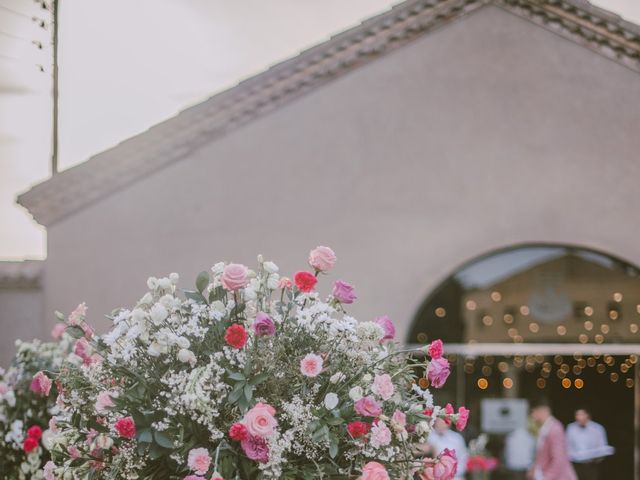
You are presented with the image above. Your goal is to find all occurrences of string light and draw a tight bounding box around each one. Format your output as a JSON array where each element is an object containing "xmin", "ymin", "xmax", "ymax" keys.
[
  {"xmin": 466, "ymin": 300, "xmax": 477, "ymax": 310},
  {"xmin": 435, "ymin": 307, "xmax": 446, "ymax": 318},
  {"xmin": 520, "ymin": 305, "xmax": 530, "ymax": 316},
  {"xmin": 503, "ymin": 378, "xmax": 513, "ymax": 389},
  {"xmin": 613, "ymin": 292, "xmax": 623, "ymax": 302},
  {"xmin": 574, "ymin": 379, "xmax": 584, "ymax": 389},
  {"xmin": 477, "ymin": 378, "xmax": 489, "ymax": 390},
  {"xmin": 557, "ymin": 325, "xmax": 567, "ymax": 335},
  {"xmin": 562, "ymin": 378, "xmax": 572, "ymax": 389},
  {"xmin": 490, "ymin": 291, "xmax": 502, "ymax": 302}
]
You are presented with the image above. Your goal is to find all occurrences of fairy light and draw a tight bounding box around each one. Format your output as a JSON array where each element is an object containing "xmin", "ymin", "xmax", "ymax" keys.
[
  {"xmin": 601, "ymin": 324, "xmax": 610, "ymax": 334},
  {"xmin": 595, "ymin": 334, "xmax": 604, "ymax": 344},
  {"xmin": 584, "ymin": 321, "xmax": 594, "ymax": 331},
  {"xmin": 562, "ymin": 378, "xmax": 572, "ymax": 389},
  {"xmin": 536, "ymin": 378, "xmax": 546, "ymax": 389},
  {"xmin": 630, "ymin": 324, "xmax": 639, "ymax": 334},
  {"xmin": 584, "ymin": 306, "xmax": 594, "ymax": 316},
  {"xmin": 503, "ymin": 313, "xmax": 514, "ymax": 324},
  {"xmin": 610, "ymin": 373, "xmax": 619, "ymax": 382},
  {"xmin": 477, "ymin": 378, "xmax": 489, "ymax": 390},
  {"xmin": 482, "ymin": 366, "xmax": 492, "ymax": 376},
  {"xmin": 609, "ymin": 310, "xmax": 619, "ymax": 321},
  {"xmin": 613, "ymin": 292, "xmax": 623, "ymax": 302},
  {"xmin": 466, "ymin": 300, "xmax": 477, "ymax": 310},
  {"xmin": 529, "ymin": 322, "xmax": 540, "ymax": 333},
  {"xmin": 520, "ymin": 305, "xmax": 530, "ymax": 316},
  {"xmin": 597, "ymin": 364, "xmax": 606, "ymax": 374},
  {"xmin": 557, "ymin": 325, "xmax": 567, "ymax": 335},
  {"xmin": 503, "ymin": 378, "xmax": 514, "ymax": 389},
  {"xmin": 579, "ymin": 334, "xmax": 588, "ymax": 344},
  {"xmin": 574, "ymin": 379, "xmax": 584, "ymax": 389},
  {"xmin": 490, "ymin": 291, "xmax": 502, "ymax": 302},
  {"xmin": 626, "ymin": 378, "xmax": 635, "ymax": 388},
  {"xmin": 498, "ymin": 361, "xmax": 509, "ymax": 373},
  {"xmin": 482, "ymin": 315, "xmax": 493, "ymax": 326},
  {"xmin": 435, "ymin": 307, "xmax": 446, "ymax": 318}
]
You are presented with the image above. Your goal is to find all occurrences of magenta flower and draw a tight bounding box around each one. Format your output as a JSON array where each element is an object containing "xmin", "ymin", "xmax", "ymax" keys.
[
  {"xmin": 354, "ymin": 396, "xmax": 382, "ymax": 417},
  {"xmin": 253, "ymin": 312, "xmax": 276, "ymax": 337},
  {"xmin": 241, "ymin": 435, "xmax": 269, "ymax": 463},
  {"xmin": 332, "ymin": 280, "xmax": 357, "ymax": 304},
  {"xmin": 375, "ymin": 316, "xmax": 395, "ymax": 341},
  {"xmin": 427, "ymin": 357, "xmax": 451, "ymax": 389}
]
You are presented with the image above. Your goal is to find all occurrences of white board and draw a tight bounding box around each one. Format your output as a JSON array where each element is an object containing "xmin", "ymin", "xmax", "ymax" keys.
[{"xmin": 481, "ymin": 398, "xmax": 529, "ymax": 433}]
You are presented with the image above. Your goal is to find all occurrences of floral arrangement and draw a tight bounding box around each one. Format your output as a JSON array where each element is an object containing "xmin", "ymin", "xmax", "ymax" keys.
[
  {"xmin": 0, "ymin": 328, "xmax": 75, "ymax": 480},
  {"xmin": 466, "ymin": 434, "xmax": 498, "ymax": 480},
  {"xmin": 44, "ymin": 247, "xmax": 468, "ymax": 479}
]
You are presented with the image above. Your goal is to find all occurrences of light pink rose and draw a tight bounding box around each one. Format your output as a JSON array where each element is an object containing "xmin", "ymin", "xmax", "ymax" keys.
[
  {"xmin": 243, "ymin": 402, "xmax": 277, "ymax": 438},
  {"xmin": 0, "ymin": 382, "xmax": 8, "ymax": 395},
  {"xmin": 360, "ymin": 461, "xmax": 390, "ymax": 480},
  {"xmin": 375, "ymin": 316, "xmax": 395, "ymax": 341},
  {"xmin": 68, "ymin": 446, "xmax": 81, "ymax": 459},
  {"xmin": 187, "ymin": 448, "xmax": 212, "ymax": 475},
  {"xmin": 31, "ymin": 371, "xmax": 52, "ymax": 396},
  {"xmin": 51, "ymin": 323, "xmax": 66, "ymax": 340},
  {"xmin": 74, "ymin": 337, "xmax": 91, "ymax": 362},
  {"xmin": 68, "ymin": 302, "xmax": 88, "ymax": 326},
  {"xmin": 369, "ymin": 420, "xmax": 392, "ymax": 448},
  {"xmin": 427, "ymin": 357, "xmax": 451, "ymax": 389},
  {"xmin": 371, "ymin": 374, "xmax": 395, "ymax": 401},
  {"xmin": 49, "ymin": 417, "xmax": 58, "ymax": 433},
  {"xmin": 43, "ymin": 461, "xmax": 56, "ymax": 480},
  {"xmin": 391, "ymin": 410, "xmax": 407, "ymax": 430},
  {"xmin": 308, "ymin": 246, "xmax": 336, "ymax": 272},
  {"xmin": 420, "ymin": 449, "xmax": 458, "ymax": 480},
  {"xmin": 300, "ymin": 353, "xmax": 323, "ymax": 377},
  {"xmin": 354, "ymin": 396, "xmax": 382, "ymax": 417},
  {"xmin": 95, "ymin": 391, "xmax": 115, "ymax": 415},
  {"xmin": 220, "ymin": 264, "xmax": 249, "ymax": 291}
]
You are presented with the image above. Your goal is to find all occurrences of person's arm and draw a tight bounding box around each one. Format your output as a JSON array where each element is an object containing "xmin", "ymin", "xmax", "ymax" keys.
[
  {"xmin": 565, "ymin": 425, "xmax": 578, "ymax": 462},
  {"xmin": 596, "ymin": 424, "xmax": 608, "ymax": 448}
]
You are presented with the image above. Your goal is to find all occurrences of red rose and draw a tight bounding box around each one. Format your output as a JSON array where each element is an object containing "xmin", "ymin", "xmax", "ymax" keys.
[
  {"xmin": 23, "ymin": 436, "xmax": 38, "ymax": 453},
  {"xmin": 229, "ymin": 422, "xmax": 248, "ymax": 441},
  {"xmin": 27, "ymin": 425, "xmax": 43, "ymax": 440},
  {"xmin": 224, "ymin": 324, "xmax": 248, "ymax": 349},
  {"xmin": 294, "ymin": 271, "xmax": 317, "ymax": 293},
  {"xmin": 114, "ymin": 416, "xmax": 136, "ymax": 439},
  {"xmin": 347, "ymin": 421, "xmax": 370, "ymax": 439}
]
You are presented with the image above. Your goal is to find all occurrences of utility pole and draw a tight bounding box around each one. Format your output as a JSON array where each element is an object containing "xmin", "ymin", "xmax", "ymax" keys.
[{"xmin": 51, "ymin": 0, "xmax": 59, "ymax": 175}]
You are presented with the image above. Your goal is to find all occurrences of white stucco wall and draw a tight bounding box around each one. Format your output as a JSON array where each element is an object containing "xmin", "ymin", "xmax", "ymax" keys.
[
  {"xmin": 0, "ymin": 288, "xmax": 44, "ymax": 365},
  {"xmin": 41, "ymin": 5, "xmax": 640, "ymax": 344}
]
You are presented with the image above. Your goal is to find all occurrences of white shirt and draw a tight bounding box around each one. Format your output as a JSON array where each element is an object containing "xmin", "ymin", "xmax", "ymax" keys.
[
  {"xmin": 504, "ymin": 427, "xmax": 536, "ymax": 470},
  {"xmin": 566, "ymin": 421, "xmax": 614, "ymax": 463},
  {"xmin": 427, "ymin": 429, "xmax": 468, "ymax": 477}
]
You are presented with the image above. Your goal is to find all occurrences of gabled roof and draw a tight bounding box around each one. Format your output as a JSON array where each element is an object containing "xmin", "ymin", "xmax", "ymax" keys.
[{"xmin": 18, "ymin": 0, "xmax": 640, "ymax": 226}]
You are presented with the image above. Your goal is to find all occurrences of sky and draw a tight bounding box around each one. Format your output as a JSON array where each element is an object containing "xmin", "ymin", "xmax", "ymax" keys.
[{"xmin": 1, "ymin": 0, "xmax": 639, "ymax": 261}]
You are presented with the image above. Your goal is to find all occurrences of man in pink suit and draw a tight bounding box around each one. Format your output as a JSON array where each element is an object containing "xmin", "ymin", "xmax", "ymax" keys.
[{"xmin": 527, "ymin": 401, "xmax": 577, "ymax": 480}]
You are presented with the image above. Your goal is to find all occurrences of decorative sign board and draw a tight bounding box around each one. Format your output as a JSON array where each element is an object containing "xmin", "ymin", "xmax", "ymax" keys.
[{"xmin": 481, "ymin": 398, "xmax": 529, "ymax": 433}]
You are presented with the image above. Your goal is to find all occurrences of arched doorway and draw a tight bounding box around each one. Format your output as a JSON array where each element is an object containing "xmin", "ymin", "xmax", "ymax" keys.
[{"xmin": 408, "ymin": 244, "xmax": 640, "ymax": 479}]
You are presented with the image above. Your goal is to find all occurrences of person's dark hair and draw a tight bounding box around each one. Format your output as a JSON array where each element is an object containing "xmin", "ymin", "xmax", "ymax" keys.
[
  {"xmin": 530, "ymin": 398, "xmax": 551, "ymax": 410},
  {"xmin": 575, "ymin": 406, "xmax": 591, "ymax": 416}
]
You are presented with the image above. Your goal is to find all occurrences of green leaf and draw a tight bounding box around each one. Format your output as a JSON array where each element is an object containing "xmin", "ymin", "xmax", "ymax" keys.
[
  {"xmin": 325, "ymin": 416, "xmax": 344, "ymax": 426},
  {"xmin": 137, "ymin": 428, "xmax": 153, "ymax": 443},
  {"xmin": 54, "ymin": 311, "xmax": 65, "ymax": 321},
  {"xmin": 244, "ymin": 383, "xmax": 253, "ymax": 402},
  {"xmin": 148, "ymin": 443, "xmax": 164, "ymax": 460},
  {"xmin": 65, "ymin": 325, "xmax": 85, "ymax": 339},
  {"xmin": 228, "ymin": 382, "xmax": 245, "ymax": 403},
  {"xmin": 184, "ymin": 290, "xmax": 206, "ymax": 303},
  {"xmin": 209, "ymin": 286, "xmax": 226, "ymax": 303},
  {"xmin": 249, "ymin": 372, "xmax": 270, "ymax": 386},
  {"xmin": 329, "ymin": 436, "xmax": 339, "ymax": 458},
  {"xmin": 153, "ymin": 431, "xmax": 174, "ymax": 449},
  {"xmin": 227, "ymin": 371, "xmax": 246, "ymax": 381},
  {"xmin": 195, "ymin": 271, "xmax": 210, "ymax": 294}
]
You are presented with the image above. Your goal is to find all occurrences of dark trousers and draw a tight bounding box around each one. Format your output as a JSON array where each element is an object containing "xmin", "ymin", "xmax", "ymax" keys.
[{"xmin": 573, "ymin": 462, "xmax": 599, "ymax": 480}]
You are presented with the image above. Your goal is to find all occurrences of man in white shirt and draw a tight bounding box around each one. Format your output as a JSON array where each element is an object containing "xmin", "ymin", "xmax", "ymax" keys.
[
  {"xmin": 426, "ymin": 417, "xmax": 469, "ymax": 479},
  {"xmin": 566, "ymin": 408, "xmax": 614, "ymax": 480},
  {"xmin": 504, "ymin": 426, "xmax": 536, "ymax": 479}
]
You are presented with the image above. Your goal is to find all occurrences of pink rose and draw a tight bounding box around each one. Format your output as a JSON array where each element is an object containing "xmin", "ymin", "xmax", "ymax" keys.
[
  {"xmin": 427, "ymin": 357, "xmax": 450, "ymax": 389},
  {"xmin": 95, "ymin": 391, "xmax": 115, "ymax": 415},
  {"xmin": 391, "ymin": 410, "xmax": 407, "ymax": 430},
  {"xmin": 278, "ymin": 277, "xmax": 292, "ymax": 289},
  {"xmin": 43, "ymin": 461, "xmax": 56, "ymax": 480},
  {"xmin": 375, "ymin": 316, "xmax": 395, "ymax": 341},
  {"xmin": 68, "ymin": 302, "xmax": 88, "ymax": 326},
  {"xmin": 31, "ymin": 371, "xmax": 52, "ymax": 396},
  {"xmin": 360, "ymin": 461, "xmax": 390, "ymax": 480},
  {"xmin": 456, "ymin": 406, "xmax": 469, "ymax": 431},
  {"xmin": 428, "ymin": 339, "xmax": 444, "ymax": 359},
  {"xmin": 187, "ymin": 448, "xmax": 212, "ymax": 475},
  {"xmin": 74, "ymin": 337, "xmax": 92, "ymax": 362},
  {"xmin": 51, "ymin": 323, "xmax": 66, "ymax": 340},
  {"xmin": 420, "ymin": 449, "xmax": 458, "ymax": 480},
  {"xmin": 240, "ymin": 435, "xmax": 269, "ymax": 463},
  {"xmin": 0, "ymin": 382, "xmax": 8, "ymax": 395},
  {"xmin": 369, "ymin": 420, "xmax": 392, "ymax": 448},
  {"xmin": 308, "ymin": 246, "xmax": 336, "ymax": 272},
  {"xmin": 220, "ymin": 263, "xmax": 249, "ymax": 291},
  {"xmin": 332, "ymin": 280, "xmax": 357, "ymax": 304},
  {"xmin": 68, "ymin": 446, "xmax": 81, "ymax": 459},
  {"xmin": 300, "ymin": 353, "xmax": 323, "ymax": 377},
  {"xmin": 243, "ymin": 402, "xmax": 277, "ymax": 438},
  {"xmin": 114, "ymin": 416, "xmax": 136, "ymax": 439},
  {"xmin": 371, "ymin": 374, "xmax": 395, "ymax": 401},
  {"xmin": 253, "ymin": 312, "xmax": 276, "ymax": 337},
  {"xmin": 354, "ymin": 396, "xmax": 382, "ymax": 417}
]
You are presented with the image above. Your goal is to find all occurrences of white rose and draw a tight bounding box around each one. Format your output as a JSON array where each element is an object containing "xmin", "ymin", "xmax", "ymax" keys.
[
  {"xmin": 324, "ymin": 393, "xmax": 339, "ymax": 410},
  {"xmin": 139, "ymin": 293, "xmax": 153, "ymax": 306},
  {"xmin": 416, "ymin": 421, "xmax": 431, "ymax": 435},
  {"xmin": 257, "ymin": 254, "xmax": 264, "ymax": 263},
  {"xmin": 348, "ymin": 386, "xmax": 363, "ymax": 402},
  {"xmin": 176, "ymin": 336, "xmax": 190, "ymax": 349},
  {"xmin": 330, "ymin": 372, "xmax": 345, "ymax": 384},
  {"xmin": 211, "ymin": 262, "xmax": 225, "ymax": 275},
  {"xmin": 95, "ymin": 434, "xmax": 113, "ymax": 450},
  {"xmin": 158, "ymin": 278, "xmax": 172, "ymax": 290},
  {"xmin": 266, "ymin": 274, "xmax": 280, "ymax": 290},
  {"xmin": 148, "ymin": 342, "xmax": 166, "ymax": 357},
  {"xmin": 169, "ymin": 272, "xmax": 180, "ymax": 285},
  {"xmin": 131, "ymin": 308, "xmax": 146, "ymax": 323},
  {"xmin": 362, "ymin": 373, "xmax": 372, "ymax": 383},
  {"xmin": 147, "ymin": 277, "xmax": 158, "ymax": 289},
  {"xmin": 244, "ymin": 288, "xmax": 257, "ymax": 301},
  {"xmin": 211, "ymin": 301, "xmax": 226, "ymax": 313},
  {"xmin": 150, "ymin": 304, "xmax": 168, "ymax": 324},
  {"xmin": 263, "ymin": 261, "xmax": 279, "ymax": 274},
  {"xmin": 177, "ymin": 349, "xmax": 196, "ymax": 366}
]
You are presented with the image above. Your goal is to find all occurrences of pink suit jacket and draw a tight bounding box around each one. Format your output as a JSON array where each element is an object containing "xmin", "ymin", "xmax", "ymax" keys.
[{"xmin": 535, "ymin": 417, "xmax": 578, "ymax": 480}]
